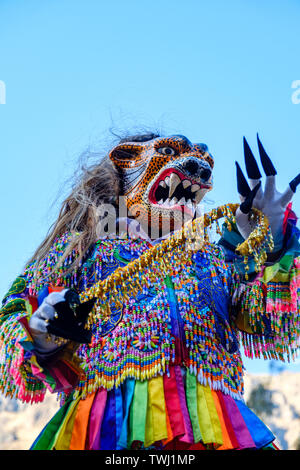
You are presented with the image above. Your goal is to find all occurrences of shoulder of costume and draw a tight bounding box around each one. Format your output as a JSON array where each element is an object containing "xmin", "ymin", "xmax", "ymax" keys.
[
  {"xmin": 18, "ymin": 231, "xmax": 84, "ymax": 296},
  {"xmin": 224, "ymin": 204, "xmax": 300, "ymax": 360},
  {"xmin": 218, "ymin": 203, "xmax": 300, "ymax": 281}
]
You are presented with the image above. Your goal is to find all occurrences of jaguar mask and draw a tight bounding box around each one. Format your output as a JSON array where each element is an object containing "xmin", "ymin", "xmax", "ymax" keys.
[{"xmin": 109, "ymin": 135, "xmax": 214, "ymax": 237}]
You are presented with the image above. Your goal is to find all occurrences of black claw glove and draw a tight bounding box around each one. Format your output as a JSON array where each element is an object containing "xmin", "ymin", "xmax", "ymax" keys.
[
  {"xmin": 235, "ymin": 134, "xmax": 299, "ymax": 240},
  {"xmin": 46, "ymin": 289, "xmax": 96, "ymax": 344},
  {"xmin": 239, "ymin": 182, "xmax": 261, "ymax": 214},
  {"xmin": 290, "ymin": 173, "xmax": 300, "ymax": 193}
]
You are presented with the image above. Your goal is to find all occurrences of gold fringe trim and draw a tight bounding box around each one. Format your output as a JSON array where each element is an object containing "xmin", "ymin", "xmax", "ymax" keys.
[{"xmin": 80, "ymin": 203, "xmax": 273, "ymax": 327}]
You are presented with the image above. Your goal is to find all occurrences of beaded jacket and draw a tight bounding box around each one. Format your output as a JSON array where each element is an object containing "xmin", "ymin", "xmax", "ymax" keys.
[{"xmin": 0, "ymin": 209, "xmax": 299, "ymax": 405}]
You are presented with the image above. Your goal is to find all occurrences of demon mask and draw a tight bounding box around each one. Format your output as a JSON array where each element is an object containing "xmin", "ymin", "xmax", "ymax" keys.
[{"xmin": 109, "ymin": 135, "xmax": 214, "ymax": 236}]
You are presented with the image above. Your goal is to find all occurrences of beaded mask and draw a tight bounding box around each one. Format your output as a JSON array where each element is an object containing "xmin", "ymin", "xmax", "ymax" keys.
[{"xmin": 109, "ymin": 135, "xmax": 214, "ymax": 234}]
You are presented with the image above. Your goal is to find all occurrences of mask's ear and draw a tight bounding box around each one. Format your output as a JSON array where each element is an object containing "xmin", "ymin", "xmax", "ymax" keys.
[{"xmin": 109, "ymin": 142, "xmax": 144, "ymax": 169}]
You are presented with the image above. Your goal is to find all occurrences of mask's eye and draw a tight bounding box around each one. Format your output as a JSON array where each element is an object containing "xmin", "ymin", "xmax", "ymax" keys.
[{"xmin": 157, "ymin": 147, "xmax": 176, "ymax": 156}]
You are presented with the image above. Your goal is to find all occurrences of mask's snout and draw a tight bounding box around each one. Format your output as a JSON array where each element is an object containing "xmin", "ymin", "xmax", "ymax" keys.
[{"xmin": 181, "ymin": 157, "xmax": 212, "ymax": 183}]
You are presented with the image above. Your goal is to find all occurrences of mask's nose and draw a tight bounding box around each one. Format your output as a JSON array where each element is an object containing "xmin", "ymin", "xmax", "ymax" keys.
[{"xmin": 182, "ymin": 158, "xmax": 212, "ymax": 182}]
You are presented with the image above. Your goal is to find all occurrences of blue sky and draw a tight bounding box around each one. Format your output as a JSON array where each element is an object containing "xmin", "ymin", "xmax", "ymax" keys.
[{"xmin": 0, "ymin": 0, "xmax": 300, "ymax": 374}]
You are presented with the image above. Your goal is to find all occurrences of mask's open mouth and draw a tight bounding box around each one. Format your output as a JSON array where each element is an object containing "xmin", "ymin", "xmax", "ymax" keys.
[{"xmin": 148, "ymin": 168, "xmax": 211, "ymax": 214}]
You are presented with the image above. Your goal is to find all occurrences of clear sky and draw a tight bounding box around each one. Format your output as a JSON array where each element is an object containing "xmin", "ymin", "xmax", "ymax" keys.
[{"xmin": 0, "ymin": 0, "xmax": 300, "ymax": 374}]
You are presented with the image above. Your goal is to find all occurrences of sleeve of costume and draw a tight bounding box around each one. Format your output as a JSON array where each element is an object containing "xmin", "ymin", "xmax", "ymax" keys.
[
  {"xmin": 0, "ymin": 234, "xmax": 85, "ymax": 403},
  {"xmin": 219, "ymin": 203, "xmax": 300, "ymax": 362}
]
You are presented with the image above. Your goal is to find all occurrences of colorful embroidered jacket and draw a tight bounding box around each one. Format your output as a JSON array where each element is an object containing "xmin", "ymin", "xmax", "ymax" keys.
[{"xmin": 1, "ymin": 210, "xmax": 299, "ymax": 410}]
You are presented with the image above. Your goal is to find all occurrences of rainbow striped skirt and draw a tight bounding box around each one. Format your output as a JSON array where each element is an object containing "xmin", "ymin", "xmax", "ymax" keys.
[{"xmin": 31, "ymin": 366, "xmax": 276, "ymax": 450}]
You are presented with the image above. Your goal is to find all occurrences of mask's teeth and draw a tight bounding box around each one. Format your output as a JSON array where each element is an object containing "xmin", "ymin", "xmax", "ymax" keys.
[
  {"xmin": 170, "ymin": 197, "xmax": 178, "ymax": 205},
  {"xmin": 178, "ymin": 197, "xmax": 186, "ymax": 205},
  {"xmin": 161, "ymin": 198, "xmax": 171, "ymax": 207},
  {"xmin": 186, "ymin": 199, "xmax": 194, "ymax": 209},
  {"xmin": 191, "ymin": 184, "xmax": 201, "ymax": 193},
  {"xmin": 168, "ymin": 173, "xmax": 181, "ymax": 198},
  {"xmin": 194, "ymin": 189, "xmax": 203, "ymax": 204},
  {"xmin": 182, "ymin": 179, "xmax": 192, "ymax": 189},
  {"xmin": 157, "ymin": 199, "xmax": 164, "ymax": 204},
  {"xmin": 159, "ymin": 180, "xmax": 167, "ymax": 188}
]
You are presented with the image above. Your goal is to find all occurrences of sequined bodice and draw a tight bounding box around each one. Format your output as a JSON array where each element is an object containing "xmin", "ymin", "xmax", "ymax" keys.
[{"xmin": 70, "ymin": 239, "xmax": 244, "ymax": 399}]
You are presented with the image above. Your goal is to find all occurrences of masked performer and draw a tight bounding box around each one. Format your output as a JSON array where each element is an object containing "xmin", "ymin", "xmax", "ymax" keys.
[{"xmin": 0, "ymin": 133, "xmax": 299, "ymax": 450}]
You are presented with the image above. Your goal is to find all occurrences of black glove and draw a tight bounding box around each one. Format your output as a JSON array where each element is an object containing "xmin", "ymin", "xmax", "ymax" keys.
[{"xmin": 46, "ymin": 289, "xmax": 96, "ymax": 344}]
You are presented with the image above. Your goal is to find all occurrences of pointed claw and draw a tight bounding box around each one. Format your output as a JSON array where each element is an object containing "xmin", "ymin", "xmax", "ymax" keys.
[
  {"xmin": 239, "ymin": 182, "xmax": 261, "ymax": 214},
  {"xmin": 243, "ymin": 137, "xmax": 262, "ymax": 179},
  {"xmin": 257, "ymin": 134, "xmax": 277, "ymax": 176},
  {"xmin": 290, "ymin": 173, "xmax": 300, "ymax": 193},
  {"xmin": 235, "ymin": 161, "xmax": 251, "ymax": 197}
]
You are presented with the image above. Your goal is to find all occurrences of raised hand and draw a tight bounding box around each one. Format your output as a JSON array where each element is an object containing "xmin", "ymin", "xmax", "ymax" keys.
[{"xmin": 235, "ymin": 134, "xmax": 300, "ymax": 241}]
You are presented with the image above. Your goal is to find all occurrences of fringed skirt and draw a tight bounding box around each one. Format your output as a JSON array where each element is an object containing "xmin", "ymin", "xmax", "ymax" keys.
[{"xmin": 31, "ymin": 366, "xmax": 276, "ymax": 450}]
